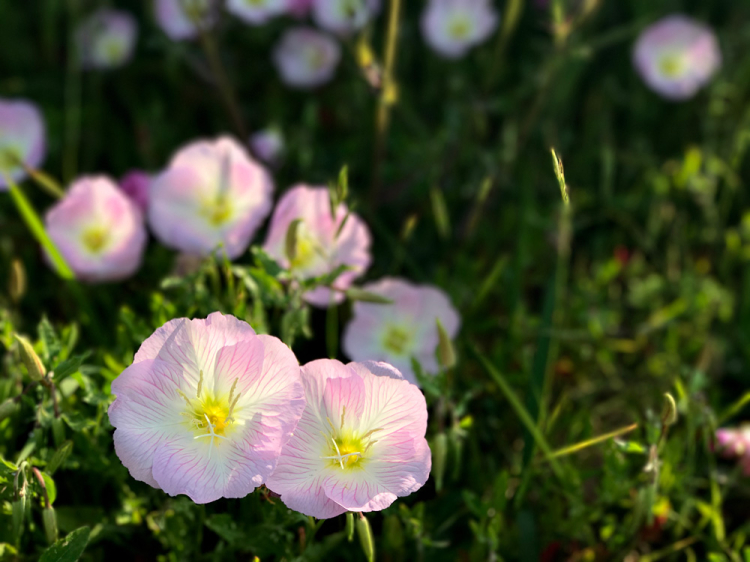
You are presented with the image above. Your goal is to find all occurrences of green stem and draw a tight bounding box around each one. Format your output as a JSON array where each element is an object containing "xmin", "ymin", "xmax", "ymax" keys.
[{"xmin": 5, "ymin": 177, "xmax": 74, "ymax": 280}]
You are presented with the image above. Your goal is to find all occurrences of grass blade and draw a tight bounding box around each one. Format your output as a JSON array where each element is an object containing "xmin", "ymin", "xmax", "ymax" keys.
[{"xmin": 471, "ymin": 343, "xmax": 563, "ymax": 479}]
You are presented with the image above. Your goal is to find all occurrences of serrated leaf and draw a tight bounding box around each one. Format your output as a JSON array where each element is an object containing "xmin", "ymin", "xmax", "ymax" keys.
[{"xmin": 39, "ymin": 526, "xmax": 90, "ymax": 562}]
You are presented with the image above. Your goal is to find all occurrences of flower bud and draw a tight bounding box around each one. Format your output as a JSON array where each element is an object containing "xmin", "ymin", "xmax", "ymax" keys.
[
  {"xmin": 356, "ymin": 513, "xmax": 375, "ymax": 562},
  {"xmin": 0, "ymin": 398, "xmax": 18, "ymax": 421},
  {"xmin": 14, "ymin": 334, "xmax": 45, "ymax": 381},
  {"xmin": 52, "ymin": 417, "xmax": 65, "ymax": 448},
  {"xmin": 432, "ymin": 432, "xmax": 448, "ymax": 492},
  {"xmin": 43, "ymin": 506, "xmax": 58, "ymax": 544},
  {"xmin": 9, "ymin": 258, "xmax": 26, "ymax": 303},
  {"xmin": 661, "ymin": 393, "xmax": 678, "ymax": 427},
  {"xmin": 346, "ymin": 511, "xmax": 355, "ymax": 542},
  {"xmin": 285, "ymin": 219, "xmax": 302, "ymax": 264},
  {"xmin": 436, "ymin": 319, "xmax": 457, "ymax": 370}
]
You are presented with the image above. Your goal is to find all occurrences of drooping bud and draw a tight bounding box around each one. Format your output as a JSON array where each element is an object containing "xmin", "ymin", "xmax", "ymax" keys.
[
  {"xmin": 356, "ymin": 513, "xmax": 375, "ymax": 562},
  {"xmin": 436, "ymin": 319, "xmax": 457, "ymax": 370},
  {"xmin": 12, "ymin": 496, "xmax": 25, "ymax": 540},
  {"xmin": 43, "ymin": 507, "xmax": 58, "ymax": 544},
  {"xmin": 432, "ymin": 432, "xmax": 448, "ymax": 492},
  {"xmin": 14, "ymin": 334, "xmax": 45, "ymax": 381}
]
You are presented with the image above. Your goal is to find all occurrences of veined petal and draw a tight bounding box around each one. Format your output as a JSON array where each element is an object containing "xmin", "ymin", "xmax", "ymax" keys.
[
  {"xmin": 109, "ymin": 359, "xmax": 190, "ymax": 488},
  {"xmin": 151, "ymin": 432, "xmax": 263, "ymax": 504}
]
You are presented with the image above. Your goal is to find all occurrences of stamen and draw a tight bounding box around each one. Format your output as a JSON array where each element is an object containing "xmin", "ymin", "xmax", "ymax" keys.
[
  {"xmin": 196, "ymin": 370, "xmax": 204, "ymax": 399},
  {"xmin": 364, "ymin": 440, "xmax": 378, "ymax": 453},
  {"xmin": 326, "ymin": 416, "xmax": 336, "ymax": 434},
  {"xmin": 226, "ymin": 393, "xmax": 241, "ymax": 422},
  {"xmin": 330, "ymin": 436, "xmax": 344, "ymax": 470},
  {"xmin": 360, "ymin": 427, "xmax": 383, "ymax": 441},
  {"xmin": 340, "ymin": 406, "xmax": 346, "ymax": 430},
  {"xmin": 227, "ymin": 377, "xmax": 239, "ymax": 406},
  {"xmin": 175, "ymin": 388, "xmax": 193, "ymax": 408}
]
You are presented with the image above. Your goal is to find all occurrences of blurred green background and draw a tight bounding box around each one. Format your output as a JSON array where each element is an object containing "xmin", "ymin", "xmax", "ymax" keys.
[{"xmin": 2, "ymin": 0, "xmax": 750, "ymax": 560}]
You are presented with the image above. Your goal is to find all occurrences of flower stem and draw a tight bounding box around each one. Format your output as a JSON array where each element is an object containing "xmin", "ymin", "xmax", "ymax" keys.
[
  {"xmin": 370, "ymin": 0, "xmax": 402, "ymax": 206},
  {"xmin": 198, "ymin": 28, "xmax": 248, "ymax": 141},
  {"xmin": 4, "ymin": 175, "xmax": 74, "ymax": 280}
]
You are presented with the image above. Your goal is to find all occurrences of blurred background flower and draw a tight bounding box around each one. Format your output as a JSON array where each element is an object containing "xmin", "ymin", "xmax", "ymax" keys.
[{"xmin": 75, "ymin": 9, "xmax": 138, "ymax": 70}]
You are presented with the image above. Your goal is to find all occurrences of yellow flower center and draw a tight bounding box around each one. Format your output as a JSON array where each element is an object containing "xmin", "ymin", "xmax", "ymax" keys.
[
  {"xmin": 82, "ymin": 226, "xmax": 109, "ymax": 254},
  {"xmin": 382, "ymin": 326, "xmax": 412, "ymax": 356},
  {"xmin": 320, "ymin": 410, "xmax": 383, "ymax": 471},
  {"xmin": 103, "ymin": 40, "xmax": 126, "ymax": 64},
  {"xmin": 176, "ymin": 371, "xmax": 243, "ymax": 454},
  {"xmin": 659, "ymin": 54, "xmax": 684, "ymax": 78},
  {"xmin": 201, "ymin": 196, "xmax": 233, "ymax": 227},
  {"xmin": 448, "ymin": 16, "xmax": 472, "ymax": 40},
  {"xmin": 0, "ymin": 145, "xmax": 21, "ymax": 172}
]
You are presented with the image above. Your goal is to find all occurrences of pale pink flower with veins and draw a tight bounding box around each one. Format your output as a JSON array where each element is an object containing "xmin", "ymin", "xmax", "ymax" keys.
[
  {"xmin": 148, "ymin": 136, "xmax": 274, "ymax": 259},
  {"xmin": 267, "ymin": 359, "xmax": 431, "ymax": 518},
  {"xmin": 342, "ymin": 278, "xmax": 460, "ymax": 385},
  {"xmin": 76, "ymin": 9, "xmax": 138, "ymax": 70},
  {"xmin": 311, "ymin": 0, "xmax": 381, "ymax": 36},
  {"xmin": 273, "ymin": 27, "xmax": 341, "ymax": 89},
  {"xmin": 227, "ymin": 0, "xmax": 289, "ymax": 25},
  {"xmin": 154, "ymin": 0, "xmax": 217, "ymax": 41},
  {"xmin": 109, "ymin": 312, "xmax": 306, "ymax": 504},
  {"xmin": 0, "ymin": 98, "xmax": 46, "ymax": 190},
  {"xmin": 633, "ymin": 15, "xmax": 721, "ymax": 101},
  {"xmin": 45, "ymin": 176, "xmax": 147, "ymax": 282},
  {"xmin": 421, "ymin": 0, "xmax": 499, "ymax": 59},
  {"xmin": 716, "ymin": 426, "xmax": 750, "ymax": 475},
  {"xmin": 263, "ymin": 185, "xmax": 371, "ymax": 307}
]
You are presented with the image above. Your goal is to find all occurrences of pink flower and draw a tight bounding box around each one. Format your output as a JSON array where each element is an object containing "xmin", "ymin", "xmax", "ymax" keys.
[
  {"xmin": 633, "ymin": 15, "xmax": 721, "ymax": 101},
  {"xmin": 148, "ymin": 136, "xmax": 274, "ymax": 259},
  {"xmin": 310, "ymin": 0, "xmax": 381, "ymax": 36},
  {"xmin": 120, "ymin": 170, "xmax": 151, "ymax": 213},
  {"xmin": 342, "ymin": 278, "xmax": 460, "ymax": 384},
  {"xmin": 287, "ymin": 0, "xmax": 313, "ymax": 18},
  {"xmin": 421, "ymin": 0, "xmax": 499, "ymax": 59},
  {"xmin": 263, "ymin": 185, "xmax": 371, "ymax": 307},
  {"xmin": 716, "ymin": 427, "xmax": 750, "ymax": 475},
  {"xmin": 273, "ymin": 27, "xmax": 341, "ymax": 89},
  {"xmin": 227, "ymin": 0, "xmax": 288, "ymax": 25},
  {"xmin": 250, "ymin": 127, "xmax": 285, "ymax": 166},
  {"xmin": 267, "ymin": 359, "xmax": 431, "ymax": 518},
  {"xmin": 154, "ymin": 0, "xmax": 217, "ymax": 41},
  {"xmin": 45, "ymin": 176, "xmax": 147, "ymax": 282},
  {"xmin": 76, "ymin": 9, "xmax": 137, "ymax": 70},
  {"xmin": 109, "ymin": 312, "xmax": 305, "ymax": 504},
  {"xmin": 0, "ymin": 98, "xmax": 46, "ymax": 190}
]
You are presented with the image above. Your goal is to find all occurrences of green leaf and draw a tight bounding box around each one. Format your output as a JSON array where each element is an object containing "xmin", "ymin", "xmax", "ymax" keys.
[
  {"xmin": 252, "ymin": 247, "xmax": 284, "ymax": 277},
  {"xmin": 39, "ymin": 317, "xmax": 62, "ymax": 363},
  {"xmin": 53, "ymin": 354, "xmax": 87, "ymax": 382},
  {"xmin": 42, "ymin": 472, "xmax": 57, "ymax": 505},
  {"xmin": 205, "ymin": 513, "xmax": 245, "ymax": 545},
  {"xmin": 39, "ymin": 526, "xmax": 90, "ymax": 562}
]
